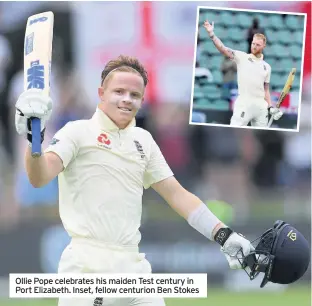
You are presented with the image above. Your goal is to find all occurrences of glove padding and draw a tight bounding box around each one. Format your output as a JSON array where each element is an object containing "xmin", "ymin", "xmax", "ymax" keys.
[
  {"xmin": 268, "ymin": 106, "xmax": 283, "ymax": 121},
  {"xmin": 221, "ymin": 232, "xmax": 255, "ymax": 269},
  {"xmin": 15, "ymin": 89, "xmax": 52, "ymax": 143}
]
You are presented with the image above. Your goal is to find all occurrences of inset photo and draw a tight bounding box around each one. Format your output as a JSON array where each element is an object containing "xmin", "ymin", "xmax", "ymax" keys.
[{"xmin": 190, "ymin": 7, "xmax": 307, "ymax": 131}]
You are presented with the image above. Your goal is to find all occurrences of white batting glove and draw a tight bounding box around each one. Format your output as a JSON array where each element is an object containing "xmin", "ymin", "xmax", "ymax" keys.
[
  {"xmin": 214, "ymin": 227, "xmax": 254, "ymax": 270},
  {"xmin": 221, "ymin": 233, "xmax": 254, "ymax": 269},
  {"xmin": 268, "ymin": 107, "xmax": 283, "ymax": 121},
  {"xmin": 15, "ymin": 88, "xmax": 52, "ymax": 144}
]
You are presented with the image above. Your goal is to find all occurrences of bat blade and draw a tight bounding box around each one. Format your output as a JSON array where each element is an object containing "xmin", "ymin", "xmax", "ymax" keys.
[
  {"xmin": 267, "ymin": 68, "xmax": 296, "ymax": 128},
  {"xmin": 24, "ymin": 11, "xmax": 54, "ymax": 157},
  {"xmin": 276, "ymin": 68, "xmax": 296, "ymax": 108}
]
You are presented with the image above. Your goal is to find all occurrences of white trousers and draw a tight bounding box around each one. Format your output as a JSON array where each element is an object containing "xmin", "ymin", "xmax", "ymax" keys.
[
  {"xmin": 230, "ymin": 96, "xmax": 268, "ymax": 127},
  {"xmin": 58, "ymin": 238, "xmax": 166, "ymax": 306}
]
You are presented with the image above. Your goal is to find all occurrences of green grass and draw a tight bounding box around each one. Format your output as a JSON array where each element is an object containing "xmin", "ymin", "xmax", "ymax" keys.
[{"xmin": 1, "ymin": 286, "xmax": 310, "ymax": 306}]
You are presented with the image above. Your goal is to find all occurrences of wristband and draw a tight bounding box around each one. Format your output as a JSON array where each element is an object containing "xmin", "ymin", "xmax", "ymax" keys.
[
  {"xmin": 214, "ymin": 227, "xmax": 234, "ymax": 246},
  {"xmin": 187, "ymin": 203, "xmax": 222, "ymax": 241}
]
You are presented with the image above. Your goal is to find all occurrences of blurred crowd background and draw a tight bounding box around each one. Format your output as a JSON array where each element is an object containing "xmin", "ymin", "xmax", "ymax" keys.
[
  {"xmin": 0, "ymin": 1, "xmax": 310, "ymax": 301},
  {"xmin": 192, "ymin": 8, "xmax": 305, "ymax": 129}
]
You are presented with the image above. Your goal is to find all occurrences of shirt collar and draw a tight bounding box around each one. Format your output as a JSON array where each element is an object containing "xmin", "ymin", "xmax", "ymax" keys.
[
  {"xmin": 249, "ymin": 53, "xmax": 264, "ymax": 61},
  {"xmin": 91, "ymin": 107, "xmax": 136, "ymax": 131}
]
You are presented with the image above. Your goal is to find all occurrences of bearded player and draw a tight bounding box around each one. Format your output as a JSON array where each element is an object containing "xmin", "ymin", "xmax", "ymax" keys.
[
  {"xmin": 15, "ymin": 55, "xmax": 254, "ymax": 306},
  {"xmin": 203, "ymin": 20, "xmax": 283, "ymax": 127}
]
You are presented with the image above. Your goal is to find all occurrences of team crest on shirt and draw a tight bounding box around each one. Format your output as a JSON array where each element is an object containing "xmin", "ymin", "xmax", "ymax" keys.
[
  {"xmin": 134, "ymin": 140, "xmax": 145, "ymax": 159},
  {"xmin": 97, "ymin": 133, "xmax": 111, "ymax": 149},
  {"xmin": 263, "ymin": 65, "xmax": 267, "ymax": 71}
]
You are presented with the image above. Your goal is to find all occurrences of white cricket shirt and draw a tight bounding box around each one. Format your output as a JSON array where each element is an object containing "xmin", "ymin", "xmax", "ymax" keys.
[
  {"xmin": 232, "ymin": 51, "xmax": 271, "ymax": 99},
  {"xmin": 45, "ymin": 108, "xmax": 174, "ymax": 246}
]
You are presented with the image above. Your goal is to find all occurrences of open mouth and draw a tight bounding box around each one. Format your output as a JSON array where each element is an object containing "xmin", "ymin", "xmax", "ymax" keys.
[{"xmin": 118, "ymin": 107, "xmax": 131, "ymax": 112}]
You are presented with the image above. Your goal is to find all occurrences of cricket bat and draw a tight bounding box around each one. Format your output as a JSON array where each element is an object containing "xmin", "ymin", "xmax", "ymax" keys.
[
  {"xmin": 24, "ymin": 11, "xmax": 54, "ymax": 157},
  {"xmin": 267, "ymin": 68, "xmax": 296, "ymax": 128}
]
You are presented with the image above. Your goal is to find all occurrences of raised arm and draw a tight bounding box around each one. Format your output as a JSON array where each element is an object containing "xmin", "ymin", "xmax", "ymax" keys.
[
  {"xmin": 25, "ymin": 150, "xmax": 64, "ymax": 187},
  {"xmin": 15, "ymin": 89, "xmax": 65, "ymax": 187},
  {"xmin": 203, "ymin": 20, "xmax": 235, "ymax": 60}
]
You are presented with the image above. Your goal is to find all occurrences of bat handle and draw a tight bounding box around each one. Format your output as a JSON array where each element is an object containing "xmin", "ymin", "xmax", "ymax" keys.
[
  {"xmin": 31, "ymin": 117, "xmax": 42, "ymax": 157},
  {"xmin": 267, "ymin": 116, "xmax": 274, "ymax": 128}
]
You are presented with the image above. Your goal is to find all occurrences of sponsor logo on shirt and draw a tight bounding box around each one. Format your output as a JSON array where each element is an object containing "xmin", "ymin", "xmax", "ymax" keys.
[
  {"xmin": 50, "ymin": 138, "xmax": 60, "ymax": 145},
  {"xmin": 263, "ymin": 64, "xmax": 267, "ymax": 71},
  {"xmin": 134, "ymin": 140, "xmax": 145, "ymax": 159},
  {"xmin": 97, "ymin": 133, "xmax": 111, "ymax": 149},
  {"xmin": 248, "ymin": 58, "xmax": 254, "ymax": 63}
]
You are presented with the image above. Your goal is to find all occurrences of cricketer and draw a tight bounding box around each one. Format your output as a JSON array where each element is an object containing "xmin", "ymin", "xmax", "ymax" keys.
[
  {"xmin": 203, "ymin": 20, "xmax": 283, "ymax": 127},
  {"xmin": 15, "ymin": 55, "xmax": 254, "ymax": 306}
]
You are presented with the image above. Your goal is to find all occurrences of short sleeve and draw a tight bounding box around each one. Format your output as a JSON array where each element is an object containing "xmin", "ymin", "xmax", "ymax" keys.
[
  {"xmin": 232, "ymin": 50, "xmax": 246, "ymax": 63},
  {"xmin": 44, "ymin": 122, "xmax": 79, "ymax": 169},
  {"xmin": 265, "ymin": 64, "xmax": 271, "ymax": 83},
  {"xmin": 143, "ymin": 137, "xmax": 174, "ymax": 189}
]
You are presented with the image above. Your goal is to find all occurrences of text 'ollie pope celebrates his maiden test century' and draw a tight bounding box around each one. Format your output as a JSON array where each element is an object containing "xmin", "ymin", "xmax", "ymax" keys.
[
  {"xmin": 15, "ymin": 56, "xmax": 254, "ymax": 306},
  {"xmin": 203, "ymin": 20, "xmax": 283, "ymax": 127}
]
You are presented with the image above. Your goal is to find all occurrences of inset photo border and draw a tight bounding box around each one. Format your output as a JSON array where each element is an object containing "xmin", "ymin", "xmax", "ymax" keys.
[{"xmin": 189, "ymin": 7, "xmax": 307, "ymax": 132}]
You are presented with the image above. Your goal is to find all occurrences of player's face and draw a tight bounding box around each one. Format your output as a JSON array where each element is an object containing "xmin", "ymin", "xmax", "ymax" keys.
[
  {"xmin": 251, "ymin": 38, "xmax": 265, "ymax": 56},
  {"xmin": 98, "ymin": 72, "xmax": 145, "ymax": 129}
]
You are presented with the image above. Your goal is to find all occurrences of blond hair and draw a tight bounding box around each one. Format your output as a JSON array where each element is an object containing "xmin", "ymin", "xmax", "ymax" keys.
[
  {"xmin": 253, "ymin": 33, "xmax": 266, "ymax": 44},
  {"xmin": 101, "ymin": 55, "xmax": 148, "ymax": 87}
]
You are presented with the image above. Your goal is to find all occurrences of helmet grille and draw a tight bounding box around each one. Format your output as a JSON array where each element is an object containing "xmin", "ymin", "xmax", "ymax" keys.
[{"xmin": 255, "ymin": 230, "xmax": 275, "ymax": 253}]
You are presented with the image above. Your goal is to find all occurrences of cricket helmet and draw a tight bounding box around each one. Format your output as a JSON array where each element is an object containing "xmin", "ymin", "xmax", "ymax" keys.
[{"xmin": 241, "ymin": 220, "xmax": 310, "ymax": 288}]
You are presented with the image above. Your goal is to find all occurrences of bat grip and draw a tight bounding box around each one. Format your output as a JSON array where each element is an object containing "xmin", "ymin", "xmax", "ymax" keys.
[{"xmin": 31, "ymin": 117, "xmax": 42, "ymax": 157}]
